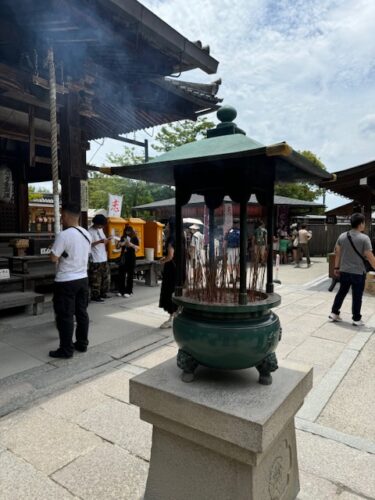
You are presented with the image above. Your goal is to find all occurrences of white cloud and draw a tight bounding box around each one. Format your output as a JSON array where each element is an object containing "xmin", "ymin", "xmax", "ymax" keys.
[{"xmin": 92, "ymin": 0, "xmax": 375, "ymax": 209}]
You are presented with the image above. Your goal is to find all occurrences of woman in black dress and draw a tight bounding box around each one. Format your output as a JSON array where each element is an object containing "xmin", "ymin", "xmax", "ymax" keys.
[
  {"xmin": 117, "ymin": 226, "xmax": 139, "ymax": 297},
  {"xmin": 159, "ymin": 217, "xmax": 178, "ymax": 328}
]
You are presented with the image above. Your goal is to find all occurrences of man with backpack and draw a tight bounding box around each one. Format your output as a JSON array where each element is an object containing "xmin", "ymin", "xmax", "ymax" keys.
[
  {"xmin": 329, "ymin": 213, "xmax": 375, "ymax": 326},
  {"xmin": 49, "ymin": 203, "xmax": 92, "ymax": 358},
  {"xmin": 224, "ymin": 218, "xmax": 240, "ymax": 282}
]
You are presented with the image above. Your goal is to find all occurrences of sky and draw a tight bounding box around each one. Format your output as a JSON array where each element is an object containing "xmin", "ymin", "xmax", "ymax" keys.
[{"xmin": 87, "ymin": 0, "xmax": 375, "ymax": 210}]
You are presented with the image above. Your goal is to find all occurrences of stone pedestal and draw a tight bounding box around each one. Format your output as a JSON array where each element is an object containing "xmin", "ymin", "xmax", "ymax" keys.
[{"xmin": 130, "ymin": 359, "xmax": 313, "ymax": 500}]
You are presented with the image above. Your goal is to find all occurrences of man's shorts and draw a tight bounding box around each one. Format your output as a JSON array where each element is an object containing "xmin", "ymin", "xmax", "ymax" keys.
[{"xmin": 227, "ymin": 247, "xmax": 239, "ymax": 266}]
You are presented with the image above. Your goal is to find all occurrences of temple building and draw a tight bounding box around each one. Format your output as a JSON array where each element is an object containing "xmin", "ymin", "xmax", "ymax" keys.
[{"xmin": 0, "ymin": 0, "xmax": 221, "ymax": 234}]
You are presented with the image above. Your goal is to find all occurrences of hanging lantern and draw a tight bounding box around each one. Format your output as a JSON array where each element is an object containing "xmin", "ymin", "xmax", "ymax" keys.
[{"xmin": 0, "ymin": 166, "xmax": 14, "ymax": 203}]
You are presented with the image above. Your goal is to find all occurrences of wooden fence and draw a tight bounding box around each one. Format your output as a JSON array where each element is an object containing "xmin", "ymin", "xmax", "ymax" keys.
[{"xmin": 307, "ymin": 223, "xmax": 351, "ymax": 256}]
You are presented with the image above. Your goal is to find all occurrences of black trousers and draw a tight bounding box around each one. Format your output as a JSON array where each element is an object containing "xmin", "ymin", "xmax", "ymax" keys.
[
  {"xmin": 118, "ymin": 260, "xmax": 135, "ymax": 295},
  {"xmin": 53, "ymin": 278, "xmax": 89, "ymax": 355},
  {"xmin": 331, "ymin": 272, "xmax": 366, "ymax": 321}
]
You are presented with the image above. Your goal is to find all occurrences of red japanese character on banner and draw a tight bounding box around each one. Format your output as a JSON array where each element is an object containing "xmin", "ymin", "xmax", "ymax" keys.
[
  {"xmin": 108, "ymin": 194, "xmax": 123, "ymax": 217},
  {"xmin": 111, "ymin": 198, "xmax": 120, "ymax": 213}
]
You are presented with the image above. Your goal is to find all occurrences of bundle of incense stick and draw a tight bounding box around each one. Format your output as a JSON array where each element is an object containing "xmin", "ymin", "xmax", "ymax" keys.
[{"xmin": 183, "ymin": 245, "xmax": 268, "ymax": 304}]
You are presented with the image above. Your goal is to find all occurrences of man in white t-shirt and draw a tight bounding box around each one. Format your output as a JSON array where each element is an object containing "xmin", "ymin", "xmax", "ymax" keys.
[
  {"xmin": 49, "ymin": 203, "xmax": 92, "ymax": 358},
  {"xmin": 189, "ymin": 224, "xmax": 205, "ymax": 265},
  {"xmin": 88, "ymin": 214, "xmax": 111, "ymax": 302},
  {"xmin": 296, "ymin": 224, "xmax": 312, "ymax": 268}
]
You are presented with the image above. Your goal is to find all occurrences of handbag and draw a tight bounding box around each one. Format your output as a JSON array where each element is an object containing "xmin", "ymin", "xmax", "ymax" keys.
[
  {"xmin": 346, "ymin": 232, "xmax": 373, "ymax": 272},
  {"xmin": 292, "ymin": 237, "xmax": 299, "ymax": 248}
]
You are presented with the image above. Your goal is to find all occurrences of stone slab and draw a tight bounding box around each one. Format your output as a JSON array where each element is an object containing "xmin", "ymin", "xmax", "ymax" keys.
[
  {"xmin": 52, "ymin": 443, "xmax": 148, "ymax": 500},
  {"xmin": 83, "ymin": 367, "xmax": 133, "ymax": 403},
  {"xmin": 93, "ymin": 330, "xmax": 169, "ymax": 360},
  {"xmin": 286, "ymin": 336, "xmax": 345, "ymax": 367},
  {"xmin": 296, "ymin": 419, "xmax": 375, "ymax": 455},
  {"xmin": 0, "ymin": 407, "xmax": 101, "ymax": 474},
  {"xmin": 297, "ymin": 429, "xmax": 375, "ymax": 498},
  {"xmin": 0, "ymin": 342, "xmax": 44, "ymax": 379},
  {"xmin": 130, "ymin": 358, "xmax": 312, "ymax": 454},
  {"xmin": 317, "ymin": 335, "xmax": 375, "ymax": 440},
  {"xmin": 0, "ymin": 450, "xmax": 74, "ymax": 499},
  {"xmin": 0, "ymin": 322, "xmax": 58, "ymax": 363},
  {"xmin": 131, "ymin": 345, "xmax": 178, "ymax": 368},
  {"xmin": 40, "ymin": 383, "xmax": 110, "ymax": 419},
  {"xmin": 297, "ymin": 348, "xmax": 358, "ymax": 422},
  {"xmin": 311, "ymin": 322, "xmax": 356, "ymax": 343},
  {"xmin": 298, "ymin": 470, "xmax": 345, "ymax": 499},
  {"xmin": 76, "ymin": 399, "xmax": 152, "ymax": 460}
]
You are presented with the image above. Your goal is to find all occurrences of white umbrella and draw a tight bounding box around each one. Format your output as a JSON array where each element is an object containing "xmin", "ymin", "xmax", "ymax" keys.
[{"xmin": 183, "ymin": 217, "xmax": 204, "ymax": 225}]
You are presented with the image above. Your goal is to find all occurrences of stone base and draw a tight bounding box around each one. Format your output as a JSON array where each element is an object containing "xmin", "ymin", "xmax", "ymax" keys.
[{"xmin": 130, "ymin": 359, "xmax": 312, "ymax": 500}]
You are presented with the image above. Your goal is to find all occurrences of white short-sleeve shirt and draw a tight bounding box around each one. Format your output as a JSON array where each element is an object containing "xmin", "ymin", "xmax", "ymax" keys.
[
  {"xmin": 88, "ymin": 226, "xmax": 108, "ymax": 263},
  {"xmin": 51, "ymin": 226, "xmax": 92, "ymax": 282}
]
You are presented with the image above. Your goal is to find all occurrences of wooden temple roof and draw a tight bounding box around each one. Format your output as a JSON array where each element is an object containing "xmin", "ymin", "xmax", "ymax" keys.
[
  {"xmin": 0, "ymin": 0, "xmax": 221, "ymax": 142},
  {"xmin": 320, "ymin": 160, "xmax": 375, "ymax": 206}
]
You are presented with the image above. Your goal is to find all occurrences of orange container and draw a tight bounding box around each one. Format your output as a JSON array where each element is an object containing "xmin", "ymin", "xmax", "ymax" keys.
[
  {"xmin": 124, "ymin": 218, "xmax": 146, "ymax": 258},
  {"xmin": 144, "ymin": 220, "xmax": 165, "ymax": 258},
  {"xmin": 105, "ymin": 217, "xmax": 126, "ymax": 261}
]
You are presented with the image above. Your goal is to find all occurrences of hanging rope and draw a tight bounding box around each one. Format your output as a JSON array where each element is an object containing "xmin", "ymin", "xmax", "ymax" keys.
[{"xmin": 47, "ymin": 47, "xmax": 61, "ymax": 235}]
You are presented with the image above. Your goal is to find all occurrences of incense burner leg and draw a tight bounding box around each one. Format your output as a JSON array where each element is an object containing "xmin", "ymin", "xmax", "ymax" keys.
[
  {"xmin": 256, "ymin": 352, "xmax": 278, "ymax": 385},
  {"xmin": 177, "ymin": 349, "xmax": 199, "ymax": 383}
]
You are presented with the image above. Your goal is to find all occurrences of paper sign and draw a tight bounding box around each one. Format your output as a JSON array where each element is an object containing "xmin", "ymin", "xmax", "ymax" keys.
[{"xmin": 0, "ymin": 269, "xmax": 10, "ymax": 280}]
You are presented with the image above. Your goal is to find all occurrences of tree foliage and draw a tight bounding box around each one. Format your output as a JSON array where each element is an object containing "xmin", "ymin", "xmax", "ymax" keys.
[
  {"xmin": 153, "ymin": 117, "xmax": 215, "ymax": 152},
  {"xmin": 274, "ymin": 150, "xmax": 326, "ymax": 202},
  {"xmin": 28, "ymin": 185, "xmax": 50, "ymax": 201},
  {"xmin": 88, "ymin": 118, "xmax": 214, "ymax": 215},
  {"xmin": 88, "ymin": 148, "xmax": 174, "ymax": 217}
]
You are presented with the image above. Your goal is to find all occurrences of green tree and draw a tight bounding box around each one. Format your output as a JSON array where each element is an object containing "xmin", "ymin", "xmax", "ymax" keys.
[
  {"xmin": 274, "ymin": 150, "xmax": 326, "ymax": 202},
  {"xmin": 28, "ymin": 185, "xmax": 50, "ymax": 201},
  {"xmin": 153, "ymin": 117, "xmax": 215, "ymax": 152},
  {"xmin": 88, "ymin": 118, "xmax": 214, "ymax": 214},
  {"xmin": 88, "ymin": 147, "xmax": 175, "ymax": 217}
]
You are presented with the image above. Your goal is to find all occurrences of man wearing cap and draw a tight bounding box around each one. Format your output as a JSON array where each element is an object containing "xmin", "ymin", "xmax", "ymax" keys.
[{"xmin": 88, "ymin": 214, "xmax": 112, "ymax": 302}]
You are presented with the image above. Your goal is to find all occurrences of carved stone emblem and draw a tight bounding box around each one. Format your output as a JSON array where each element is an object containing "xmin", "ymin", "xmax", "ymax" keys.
[{"xmin": 268, "ymin": 439, "xmax": 292, "ymax": 500}]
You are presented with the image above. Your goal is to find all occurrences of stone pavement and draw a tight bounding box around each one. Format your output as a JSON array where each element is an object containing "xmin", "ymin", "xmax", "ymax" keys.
[{"xmin": 0, "ymin": 257, "xmax": 374, "ymax": 499}]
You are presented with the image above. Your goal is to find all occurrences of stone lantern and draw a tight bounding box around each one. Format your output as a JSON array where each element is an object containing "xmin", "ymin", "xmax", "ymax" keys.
[
  {"xmin": 108, "ymin": 105, "xmax": 333, "ymax": 384},
  {"xmin": 107, "ymin": 106, "xmax": 335, "ymax": 500}
]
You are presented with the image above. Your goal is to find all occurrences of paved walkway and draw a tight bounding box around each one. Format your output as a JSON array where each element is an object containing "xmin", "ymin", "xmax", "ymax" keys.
[{"xmin": 0, "ymin": 257, "xmax": 374, "ymax": 499}]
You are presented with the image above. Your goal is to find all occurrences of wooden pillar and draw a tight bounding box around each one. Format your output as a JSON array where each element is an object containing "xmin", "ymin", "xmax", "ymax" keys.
[
  {"xmin": 266, "ymin": 164, "xmax": 276, "ymax": 294},
  {"xmin": 16, "ymin": 144, "xmax": 29, "ymax": 233},
  {"xmin": 239, "ymin": 200, "xmax": 248, "ymax": 305},
  {"xmin": 60, "ymin": 93, "xmax": 83, "ymax": 209},
  {"xmin": 175, "ymin": 185, "xmax": 183, "ymax": 297},
  {"xmin": 17, "ymin": 178, "xmax": 29, "ymax": 232},
  {"xmin": 208, "ymin": 207, "xmax": 215, "ymax": 266}
]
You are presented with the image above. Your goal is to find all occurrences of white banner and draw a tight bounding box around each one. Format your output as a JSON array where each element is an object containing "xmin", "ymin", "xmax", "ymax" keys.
[{"xmin": 108, "ymin": 194, "xmax": 123, "ymax": 217}]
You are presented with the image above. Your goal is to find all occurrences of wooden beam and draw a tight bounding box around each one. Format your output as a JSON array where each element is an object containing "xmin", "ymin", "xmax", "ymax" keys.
[
  {"xmin": 29, "ymin": 105, "xmax": 35, "ymax": 167},
  {"xmin": 0, "ymin": 128, "xmax": 52, "ymax": 147}
]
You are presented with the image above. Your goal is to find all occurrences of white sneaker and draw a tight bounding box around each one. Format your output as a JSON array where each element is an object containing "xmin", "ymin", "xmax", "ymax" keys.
[
  {"xmin": 329, "ymin": 313, "xmax": 342, "ymax": 322},
  {"xmin": 352, "ymin": 319, "xmax": 365, "ymax": 326},
  {"xmin": 117, "ymin": 293, "xmax": 124, "ymax": 297},
  {"xmin": 124, "ymin": 293, "xmax": 131, "ymax": 298},
  {"xmin": 160, "ymin": 319, "xmax": 172, "ymax": 329}
]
